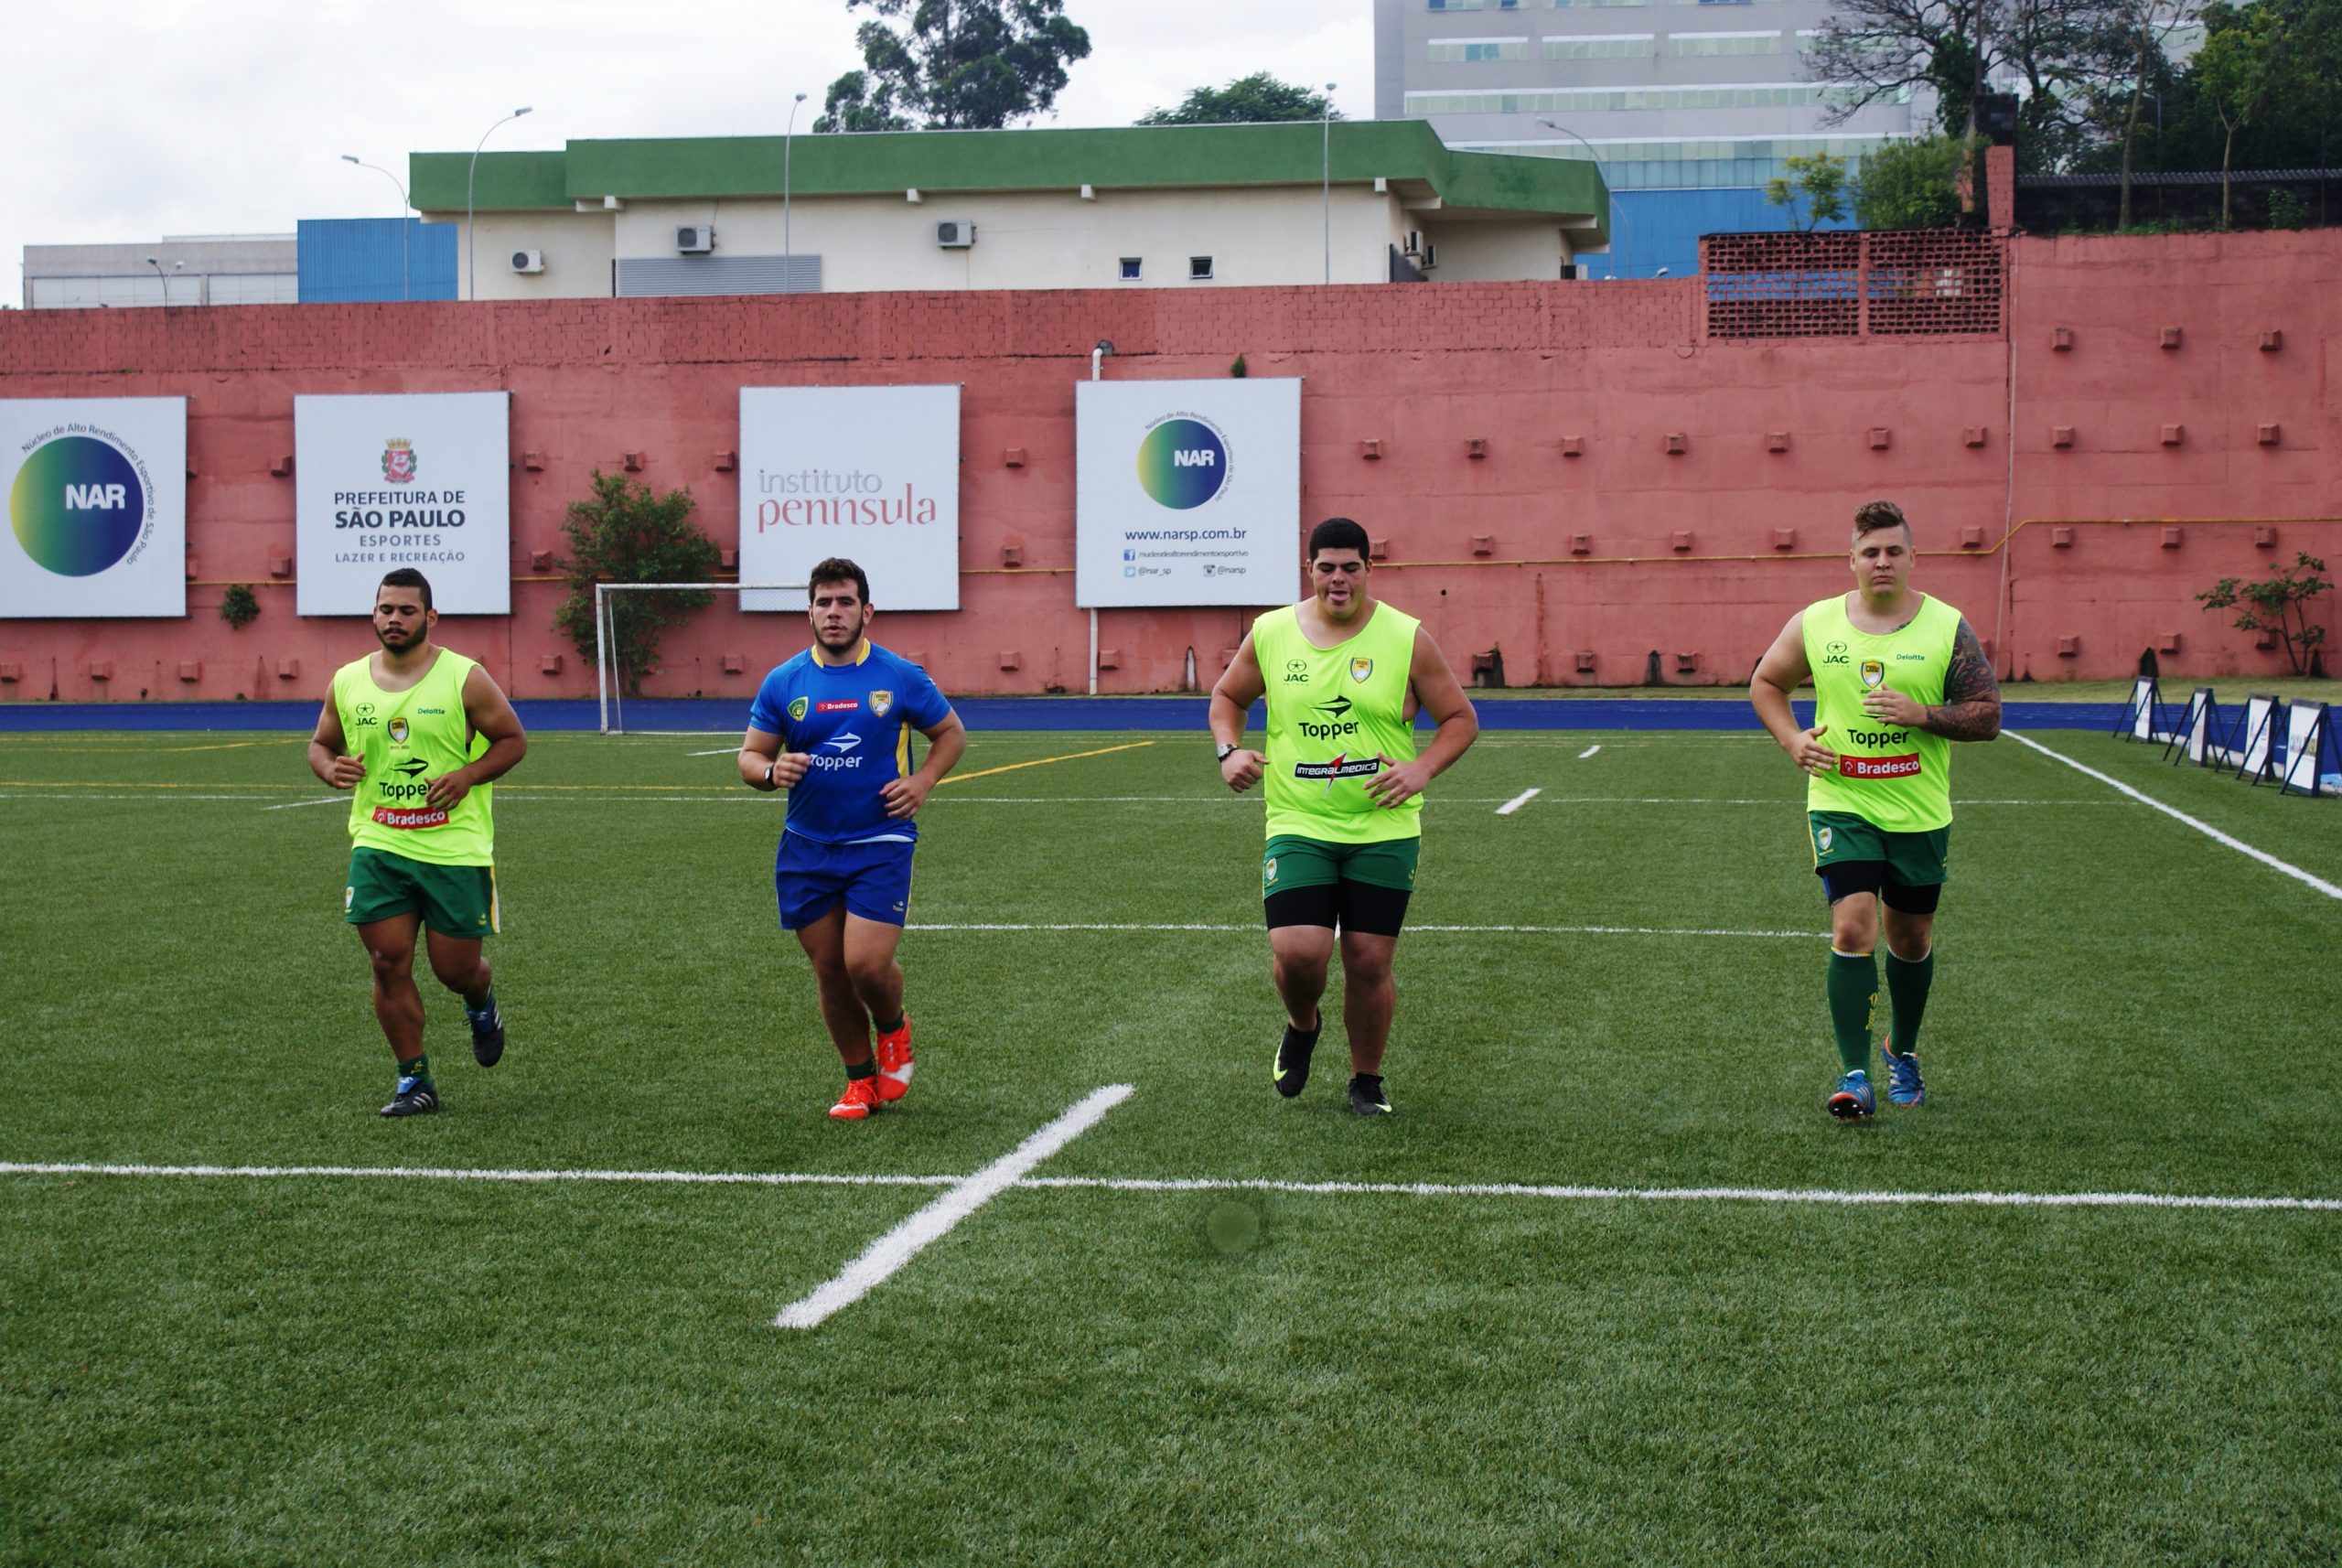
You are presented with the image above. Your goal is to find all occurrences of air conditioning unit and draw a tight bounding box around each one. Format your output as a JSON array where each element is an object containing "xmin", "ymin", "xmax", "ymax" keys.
[
  {"xmin": 1402, "ymin": 230, "xmax": 1424, "ymax": 257},
  {"xmin": 937, "ymin": 220, "xmax": 976, "ymax": 248},
  {"xmin": 677, "ymin": 225, "xmax": 715, "ymax": 254},
  {"xmin": 1419, "ymin": 243, "xmax": 1438, "ymax": 271},
  {"xmin": 510, "ymin": 249, "xmax": 544, "ymax": 274}
]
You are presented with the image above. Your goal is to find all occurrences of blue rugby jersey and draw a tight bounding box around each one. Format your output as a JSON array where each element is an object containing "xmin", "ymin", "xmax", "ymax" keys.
[{"xmin": 747, "ymin": 641, "xmax": 953, "ymax": 845}]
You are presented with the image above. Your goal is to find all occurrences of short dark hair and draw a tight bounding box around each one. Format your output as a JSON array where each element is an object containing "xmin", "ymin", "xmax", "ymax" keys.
[
  {"xmin": 807, "ymin": 557, "xmax": 870, "ymax": 606},
  {"xmin": 377, "ymin": 568, "xmax": 433, "ymax": 610},
  {"xmin": 1307, "ymin": 517, "xmax": 1370, "ymax": 560},
  {"xmin": 1853, "ymin": 500, "xmax": 1910, "ymax": 539}
]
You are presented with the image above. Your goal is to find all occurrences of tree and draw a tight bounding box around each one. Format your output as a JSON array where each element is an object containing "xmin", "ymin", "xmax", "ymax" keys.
[
  {"xmin": 553, "ymin": 471, "xmax": 723, "ymax": 694},
  {"xmin": 816, "ymin": 0, "xmax": 1091, "ymax": 133},
  {"xmin": 1854, "ymin": 134, "xmax": 1971, "ymax": 226},
  {"xmin": 2194, "ymin": 2, "xmax": 2286, "ymax": 223},
  {"xmin": 2197, "ymin": 552, "xmax": 2332, "ymax": 674},
  {"xmin": 1765, "ymin": 151, "xmax": 1852, "ymax": 230},
  {"xmin": 1135, "ymin": 73, "xmax": 1339, "ymax": 125}
]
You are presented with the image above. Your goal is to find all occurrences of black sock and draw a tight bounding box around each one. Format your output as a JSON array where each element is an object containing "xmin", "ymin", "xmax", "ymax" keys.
[
  {"xmin": 465, "ymin": 987, "xmax": 495, "ymax": 1015},
  {"xmin": 844, "ymin": 1059, "xmax": 877, "ymax": 1081},
  {"xmin": 875, "ymin": 1015, "xmax": 905, "ymax": 1035},
  {"xmin": 1350, "ymin": 1072, "xmax": 1382, "ymax": 1091}
]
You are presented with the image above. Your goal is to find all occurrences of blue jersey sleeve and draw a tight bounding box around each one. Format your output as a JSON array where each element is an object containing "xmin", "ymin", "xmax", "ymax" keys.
[
  {"xmin": 747, "ymin": 667, "xmax": 794, "ymax": 740},
  {"xmin": 897, "ymin": 660, "xmax": 951, "ymax": 731}
]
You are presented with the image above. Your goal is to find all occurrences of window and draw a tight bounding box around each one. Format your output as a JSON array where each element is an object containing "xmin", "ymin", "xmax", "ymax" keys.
[
  {"xmin": 1404, "ymin": 81, "xmax": 1846, "ymax": 113},
  {"xmin": 1188, "ymin": 256, "xmax": 1214, "ymax": 281},
  {"xmin": 1119, "ymin": 257, "xmax": 1143, "ymax": 281},
  {"xmin": 1668, "ymin": 30, "xmax": 1784, "ymax": 53},
  {"xmin": 1430, "ymin": 37, "xmax": 1531, "ymax": 60},
  {"xmin": 1426, "ymin": 0, "xmax": 1488, "ymax": 9},
  {"xmin": 1543, "ymin": 34, "xmax": 1655, "ymax": 57}
]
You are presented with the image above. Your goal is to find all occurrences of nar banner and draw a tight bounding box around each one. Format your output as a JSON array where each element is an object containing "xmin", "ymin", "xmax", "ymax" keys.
[
  {"xmin": 295, "ymin": 392, "xmax": 512, "ymax": 616},
  {"xmin": 738, "ymin": 385, "xmax": 961, "ymax": 612},
  {"xmin": 1075, "ymin": 378, "xmax": 1300, "ymax": 608},
  {"xmin": 0, "ymin": 397, "xmax": 187, "ymax": 618}
]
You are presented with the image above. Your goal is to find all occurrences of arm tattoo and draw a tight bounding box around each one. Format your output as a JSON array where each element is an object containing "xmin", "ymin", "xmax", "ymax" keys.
[{"xmin": 1921, "ymin": 618, "xmax": 2003, "ymax": 741}]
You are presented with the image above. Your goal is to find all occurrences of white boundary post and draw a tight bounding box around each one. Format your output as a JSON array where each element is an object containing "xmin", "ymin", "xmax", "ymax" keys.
[{"xmin": 594, "ymin": 582, "xmax": 610, "ymax": 736}]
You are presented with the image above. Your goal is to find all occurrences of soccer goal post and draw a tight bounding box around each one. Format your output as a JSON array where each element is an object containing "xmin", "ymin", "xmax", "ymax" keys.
[{"xmin": 593, "ymin": 581, "xmax": 804, "ymax": 735}]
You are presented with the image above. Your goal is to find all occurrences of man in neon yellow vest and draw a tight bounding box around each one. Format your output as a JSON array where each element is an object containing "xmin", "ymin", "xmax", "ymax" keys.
[
  {"xmin": 309, "ymin": 569, "xmax": 529, "ymax": 1118},
  {"xmin": 1750, "ymin": 501, "xmax": 2001, "ymax": 1120},
  {"xmin": 1209, "ymin": 518, "xmax": 1480, "ymax": 1115}
]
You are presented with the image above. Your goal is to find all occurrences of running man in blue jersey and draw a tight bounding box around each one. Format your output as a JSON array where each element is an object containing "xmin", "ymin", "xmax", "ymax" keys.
[{"xmin": 739, "ymin": 558, "xmax": 966, "ymax": 1120}]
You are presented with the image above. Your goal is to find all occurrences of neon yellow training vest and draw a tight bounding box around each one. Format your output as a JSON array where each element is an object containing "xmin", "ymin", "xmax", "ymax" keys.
[
  {"xmin": 1255, "ymin": 600, "xmax": 1423, "ymax": 844},
  {"xmin": 332, "ymin": 649, "xmax": 495, "ymax": 865},
  {"xmin": 1800, "ymin": 591, "xmax": 1962, "ymax": 832}
]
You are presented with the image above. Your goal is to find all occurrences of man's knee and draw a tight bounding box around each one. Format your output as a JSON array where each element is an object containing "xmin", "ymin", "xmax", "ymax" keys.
[
  {"xmin": 1339, "ymin": 941, "xmax": 1395, "ymax": 987},
  {"xmin": 367, "ymin": 943, "xmax": 414, "ymax": 983}
]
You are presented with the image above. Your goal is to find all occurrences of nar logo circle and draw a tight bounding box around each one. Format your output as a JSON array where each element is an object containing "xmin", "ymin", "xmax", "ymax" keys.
[
  {"xmin": 1136, "ymin": 416, "xmax": 1229, "ymax": 510},
  {"xmin": 12, "ymin": 435, "xmax": 145, "ymax": 577}
]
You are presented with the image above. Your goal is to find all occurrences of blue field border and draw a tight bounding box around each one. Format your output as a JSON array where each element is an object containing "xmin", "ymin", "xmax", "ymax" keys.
[{"xmin": 0, "ymin": 696, "xmax": 2126, "ymax": 733}]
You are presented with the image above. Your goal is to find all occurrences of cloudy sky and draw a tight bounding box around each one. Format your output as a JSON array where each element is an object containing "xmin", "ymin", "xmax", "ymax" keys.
[{"xmin": 3, "ymin": 0, "xmax": 1373, "ymax": 296}]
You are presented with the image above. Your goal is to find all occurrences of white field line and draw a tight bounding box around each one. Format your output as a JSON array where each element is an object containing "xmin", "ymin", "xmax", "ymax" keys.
[
  {"xmin": 687, "ymin": 746, "xmax": 737, "ymax": 757},
  {"xmin": 773, "ymin": 1083, "xmax": 1133, "ymax": 1329},
  {"xmin": 5, "ymin": 1158, "xmax": 2331, "ymax": 1215},
  {"xmin": 262, "ymin": 796, "xmax": 351, "ymax": 811},
  {"xmin": 1579, "ymin": 745, "xmax": 1601, "ymax": 759},
  {"xmin": 1496, "ymin": 788, "xmax": 1542, "ymax": 815},
  {"xmin": 2006, "ymin": 732, "xmax": 2342, "ymax": 902},
  {"xmin": 909, "ymin": 922, "xmax": 1822, "ymax": 938}
]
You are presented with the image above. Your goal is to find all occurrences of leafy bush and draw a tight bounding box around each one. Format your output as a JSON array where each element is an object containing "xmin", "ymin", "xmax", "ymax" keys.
[{"xmin": 553, "ymin": 470, "xmax": 723, "ymax": 693}]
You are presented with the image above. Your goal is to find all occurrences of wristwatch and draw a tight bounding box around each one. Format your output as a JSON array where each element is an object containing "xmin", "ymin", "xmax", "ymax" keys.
[
  {"xmin": 763, "ymin": 761, "xmax": 777, "ymax": 787},
  {"xmin": 1215, "ymin": 741, "xmax": 1240, "ymax": 763}
]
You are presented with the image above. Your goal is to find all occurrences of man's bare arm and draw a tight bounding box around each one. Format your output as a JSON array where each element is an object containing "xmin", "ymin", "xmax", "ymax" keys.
[{"xmin": 1917, "ymin": 618, "xmax": 2002, "ymax": 742}]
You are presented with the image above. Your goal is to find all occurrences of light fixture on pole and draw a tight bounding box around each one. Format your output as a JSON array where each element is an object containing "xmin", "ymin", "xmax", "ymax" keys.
[
  {"xmin": 784, "ymin": 91, "xmax": 808, "ymax": 280},
  {"xmin": 144, "ymin": 256, "xmax": 182, "ymax": 309},
  {"xmin": 1538, "ymin": 118, "xmax": 1632, "ymax": 278},
  {"xmin": 466, "ymin": 106, "xmax": 533, "ymax": 301},
  {"xmin": 342, "ymin": 154, "xmax": 413, "ymax": 302},
  {"xmin": 1322, "ymin": 82, "xmax": 1338, "ymax": 285}
]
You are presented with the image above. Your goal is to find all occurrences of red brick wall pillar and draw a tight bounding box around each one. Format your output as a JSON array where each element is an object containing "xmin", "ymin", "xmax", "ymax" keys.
[{"xmin": 1987, "ymin": 145, "xmax": 2016, "ymax": 233}]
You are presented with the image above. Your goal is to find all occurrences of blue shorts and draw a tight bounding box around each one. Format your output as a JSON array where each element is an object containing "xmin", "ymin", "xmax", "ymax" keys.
[{"xmin": 775, "ymin": 831, "xmax": 916, "ymax": 930}]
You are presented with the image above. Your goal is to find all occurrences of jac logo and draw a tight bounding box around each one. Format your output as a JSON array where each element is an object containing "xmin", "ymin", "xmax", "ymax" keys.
[
  {"xmin": 1821, "ymin": 640, "xmax": 1851, "ymax": 667},
  {"xmin": 1283, "ymin": 659, "xmax": 1310, "ymax": 684}
]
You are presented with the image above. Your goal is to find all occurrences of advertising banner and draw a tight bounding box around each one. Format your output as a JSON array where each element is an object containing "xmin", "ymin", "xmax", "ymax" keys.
[
  {"xmin": 0, "ymin": 397, "xmax": 187, "ymax": 618},
  {"xmin": 295, "ymin": 392, "xmax": 511, "ymax": 616},
  {"xmin": 1075, "ymin": 378, "xmax": 1300, "ymax": 608},
  {"xmin": 738, "ymin": 385, "xmax": 962, "ymax": 612}
]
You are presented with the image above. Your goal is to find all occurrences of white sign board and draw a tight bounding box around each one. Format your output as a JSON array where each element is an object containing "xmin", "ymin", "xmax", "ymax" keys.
[
  {"xmin": 295, "ymin": 392, "xmax": 511, "ymax": 616},
  {"xmin": 738, "ymin": 385, "xmax": 962, "ymax": 612},
  {"xmin": 2282, "ymin": 702, "xmax": 2326, "ymax": 793},
  {"xmin": 0, "ymin": 397, "xmax": 186, "ymax": 618},
  {"xmin": 1075, "ymin": 378, "xmax": 1301, "ymax": 608}
]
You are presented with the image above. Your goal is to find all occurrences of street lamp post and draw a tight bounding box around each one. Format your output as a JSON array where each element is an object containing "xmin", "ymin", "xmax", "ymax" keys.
[
  {"xmin": 144, "ymin": 256, "xmax": 181, "ymax": 308},
  {"xmin": 784, "ymin": 91, "xmax": 808, "ymax": 285},
  {"xmin": 1538, "ymin": 118, "xmax": 1633, "ymax": 278},
  {"xmin": 1322, "ymin": 82, "xmax": 1338, "ymax": 285},
  {"xmin": 467, "ymin": 106, "xmax": 533, "ymax": 301},
  {"xmin": 342, "ymin": 154, "xmax": 412, "ymax": 301}
]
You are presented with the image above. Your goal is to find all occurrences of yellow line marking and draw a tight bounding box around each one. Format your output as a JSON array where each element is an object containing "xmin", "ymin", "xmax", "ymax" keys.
[
  {"xmin": 0, "ymin": 780, "xmax": 296, "ymax": 790},
  {"xmin": 4, "ymin": 739, "xmax": 288, "ymax": 755},
  {"xmin": 938, "ymin": 741, "xmax": 1155, "ymax": 785}
]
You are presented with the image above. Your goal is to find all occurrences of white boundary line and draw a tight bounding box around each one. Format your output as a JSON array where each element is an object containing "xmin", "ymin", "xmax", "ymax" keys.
[
  {"xmin": 1496, "ymin": 788, "xmax": 1542, "ymax": 815},
  {"xmin": 909, "ymin": 922, "xmax": 1823, "ymax": 938},
  {"xmin": 772, "ymin": 1083, "xmax": 1133, "ymax": 1329},
  {"xmin": 2006, "ymin": 731, "xmax": 2342, "ymax": 902},
  {"xmin": 1578, "ymin": 745, "xmax": 1602, "ymax": 758},
  {"xmin": 5, "ymin": 1157, "xmax": 2331, "ymax": 1214}
]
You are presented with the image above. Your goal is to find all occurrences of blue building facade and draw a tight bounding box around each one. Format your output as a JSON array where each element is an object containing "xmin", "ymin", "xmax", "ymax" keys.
[
  {"xmin": 296, "ymin": 219, "xmax": 457, "ymax": 303},
  {"xmin": 1579, "ymin": 185, "xmax": 1859, "ymax": 279}
]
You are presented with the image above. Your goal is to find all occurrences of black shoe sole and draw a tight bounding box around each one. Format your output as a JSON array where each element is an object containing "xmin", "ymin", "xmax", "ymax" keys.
[
  {"xmin": 1273, "ymin": 1022, "xmax": 1320, "ymax": 1099},
  {"xmin": 1347, "ymin": 1092, "xmax": 1392, "ymax": 1116},
  {"xmin": 380, "ymin": 1092, "xmax": 439, "ymax": 1118},
  {"xmin": 1826, "ymin": 1093, "xmax": 1873, "ymax": 1121},
  {"xmin": 472, "ymin": 1024, "xmax": 505, "ymax": 1068}
]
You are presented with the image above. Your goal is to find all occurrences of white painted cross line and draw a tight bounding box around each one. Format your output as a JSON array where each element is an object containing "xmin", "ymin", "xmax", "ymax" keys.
[
  {"xmin": 2006, "ymin": 731, "xmax": 2342, "ymax": 902},
  {"xmin": 1496, "ymin": 788, "xmax": 1542, "ymax": 815},
  {"xmin": 909, "ymin": 922, "xmax": 1822, "ymax": 939},
  {"xmin": 771, "ymin": 1082, "xmax": 1134, "ymax": 1329},
  {"xmin": 1578, "ymin": 745, "xmax": 1602, "ymax": 758},
  {"xmin": 262, "ymin": 796, "xmax": 352, "ymax": 811}
]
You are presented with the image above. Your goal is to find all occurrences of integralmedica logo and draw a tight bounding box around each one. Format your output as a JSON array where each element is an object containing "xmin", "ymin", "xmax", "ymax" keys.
[
  {"xmin": 11, "ymin": 434, "xmax": 146, "ymax": 576},
  {"xmin": 1135, "ymin": 415, "xmax": 1229, "ymax": 510}
]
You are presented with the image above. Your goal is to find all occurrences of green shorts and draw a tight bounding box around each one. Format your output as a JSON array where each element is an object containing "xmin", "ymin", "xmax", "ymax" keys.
[
  {"xmin": 1262, "ymin": 833, "xmax": 1421, "ymax": 898},
  {"xmin": 1808, "ymin": 811, "xmax": 1950, "ymax": 887},
  {"xmin": 346, "ymin": 847, "xmax": 500, "ymax": 937}
]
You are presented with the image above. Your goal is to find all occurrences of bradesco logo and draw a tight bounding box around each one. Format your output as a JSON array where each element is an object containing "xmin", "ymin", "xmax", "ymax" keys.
[
  {"xmin": 12, "ymin": 434, "xmax": 148, "ymax": 577},
  {"xmin": 1135, "ymin": 414, "xmax": 1229, "ymax": 510}
]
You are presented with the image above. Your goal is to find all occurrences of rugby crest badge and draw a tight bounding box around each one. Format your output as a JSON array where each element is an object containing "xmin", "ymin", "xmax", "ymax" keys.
[
  {"xmin": 1349, "ymin": 657, "xmax": 1373, "ymax": 683},
  {"xmin": 870, "ymin": 690, "xmax": 894, "ymax": 717},
  {"xmin": 1860, "ymin": 659, "xmax": 1885, "ymax": 690},
  {"xmin": 388, "ymin": 716, "xmax": 409, "ymax": 744},
  {"xmin": 788, "ymin": 696, "xmax": 809, "ymax": 722},
  {"xmin": 1818, "ymin": 826, "xmax": 1833, "ymax": 854}
]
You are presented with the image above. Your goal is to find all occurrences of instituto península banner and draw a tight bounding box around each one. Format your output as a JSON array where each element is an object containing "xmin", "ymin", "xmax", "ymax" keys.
[
  {"xmin": 0, "ymin": 397, "xmax": 187, "ymax": 618},
  {"xmin": 738, "ymin": 385, "xmax": 962, "ymax": 612},
  {"xmin": 295, "ymin": 392, "xmax": 511, "ymax": 616},
  {"xmin": 1074, "ymin": 378, "xmax": 1300, "ymax": 608}
]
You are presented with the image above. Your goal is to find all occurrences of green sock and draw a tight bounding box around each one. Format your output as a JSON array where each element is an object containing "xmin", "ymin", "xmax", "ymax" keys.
[
  {"xmin": 397, "ymin": 1053, "xmax": 432, "ymax": 1085},
  {"xmin": 1885, "ymin": 948, "xmax": 1935, "ymax": 1056},
  {"xmin": 1826, "ymin": 951, "xmax": 1878, "ymax": 1075}
]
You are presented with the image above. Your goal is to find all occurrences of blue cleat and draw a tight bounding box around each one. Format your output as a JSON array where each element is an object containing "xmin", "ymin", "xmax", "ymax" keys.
[
  {"xmin": 1826, "ymin": 1069, "xmax": 1875, "ymax": 1121},
  {"xmin": 1881, "ymin": 1041, "xmax": 1925, "ymax": 1107}
]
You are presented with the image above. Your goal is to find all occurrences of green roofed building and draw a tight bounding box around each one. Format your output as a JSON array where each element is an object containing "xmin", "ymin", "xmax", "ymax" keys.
[{"xmin": 408, "ymin": 121, "xmax": 1607, "ymax": 300}]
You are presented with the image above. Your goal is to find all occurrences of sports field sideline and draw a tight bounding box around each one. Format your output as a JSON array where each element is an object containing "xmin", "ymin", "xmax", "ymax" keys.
[{"xmin": 2, "ymin": 716, "xmax": 2337, "ymax": 1565}]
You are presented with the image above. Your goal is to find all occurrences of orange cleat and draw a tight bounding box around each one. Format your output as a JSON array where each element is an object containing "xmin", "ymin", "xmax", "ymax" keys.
[
  {"xmin": 829, "ymin": 1076, "xmax": 884, "ymax": 1120},
  {"xmin": 874, "ymin": 1015, "xmax": 914, "ymax": 1103}
]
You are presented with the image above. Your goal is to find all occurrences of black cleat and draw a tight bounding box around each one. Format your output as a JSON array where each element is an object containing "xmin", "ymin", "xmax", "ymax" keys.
[
  {"xmin": 1273, "ymin": 1016, "xmax": 1322, "ymax": 1099},
  {"xmin": 380, "ymin": 1076, "xmax": 439, "ymax": 1118},
  {"xmin": 467, "ymin": 994, "xmax": 505, "ymax": 1068},
  {"xmin": 1347, "ymin": 1074, "xmax": 1392, "ymax": 1116}
]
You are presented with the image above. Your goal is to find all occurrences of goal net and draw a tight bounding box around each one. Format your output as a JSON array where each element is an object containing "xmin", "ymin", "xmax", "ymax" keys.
[{"xmin": 593, "ymin": 581, "xmax": 804, "ymax": 735}]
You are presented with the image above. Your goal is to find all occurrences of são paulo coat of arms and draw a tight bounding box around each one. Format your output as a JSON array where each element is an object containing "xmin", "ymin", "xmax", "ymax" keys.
[{"xmin": 381, "ymin": 438, "xmax": 417, "ymax": 484}]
